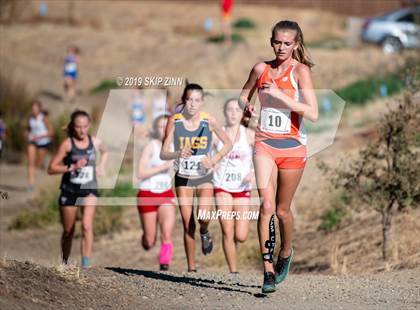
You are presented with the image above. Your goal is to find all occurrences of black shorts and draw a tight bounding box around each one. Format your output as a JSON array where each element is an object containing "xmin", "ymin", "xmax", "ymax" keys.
[
  {"xmin": 58, "ymin": 190, "xmax": 99, "ymax": 207},
  {"xmin": 175, "ymin": 173, "xmax": 213, "ymax": 188},
  {"xmin": 29, "ymin": 141, "xmax": 51, "ymax": 149}
]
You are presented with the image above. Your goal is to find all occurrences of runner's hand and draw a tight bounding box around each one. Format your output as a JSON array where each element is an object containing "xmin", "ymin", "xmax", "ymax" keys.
[
  {"xmin": 179, "ymin": 146, "xmax": 192, "ymax": 158},
  {"xmin": 201, "ymin": 155, "xmax": 214, "ymax": 170},
  {"xmin": 260, "ymin": 78, "xmax": 288, "ymax": 106},
  {"xmin": 75, "ymin": 158, "xmax": 88, "ymax": 169}
]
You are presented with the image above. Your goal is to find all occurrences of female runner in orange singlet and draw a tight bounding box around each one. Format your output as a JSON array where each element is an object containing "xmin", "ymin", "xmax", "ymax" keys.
[{"xmin": 239, "ymin": 20, "xmax": 318, "ymax": 293}]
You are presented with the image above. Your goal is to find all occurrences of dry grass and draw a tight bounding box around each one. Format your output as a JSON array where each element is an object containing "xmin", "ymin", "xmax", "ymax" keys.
[
  {"xmin": 52, "ymin": 263, "xmax": 82, "ymax": 282},
  {"xmin": 0, "ymin": 1, "xmax": 407, "ymax": 97}
]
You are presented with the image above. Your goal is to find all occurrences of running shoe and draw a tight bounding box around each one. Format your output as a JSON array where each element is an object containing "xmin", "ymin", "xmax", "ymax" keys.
[
  {"xmin": 275, "ymin": 248, "xmax": 294, "ymax": 284},
  {"xmin": 159, "ymin": 243, "xmax": 173, "ymax": 271},
  {"xmin": 262, "ymin": 272, "xmax": 276, "ymax": 293},
  {"xmin": 160, "ymin": 264, "xmax": 169, "ymax": 271},
  {"xmin": 200, "ymin": 231, "xmax": 213, "ymax": 255},
  {"xmin": 81, "ymin": 256, "xmax": 91, "ymax": 268}
]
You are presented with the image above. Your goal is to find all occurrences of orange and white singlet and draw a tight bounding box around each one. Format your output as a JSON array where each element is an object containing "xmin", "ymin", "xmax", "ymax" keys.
[{"xmin": 255, "ymin": 62, "xmax": 307, "ymax": 146}]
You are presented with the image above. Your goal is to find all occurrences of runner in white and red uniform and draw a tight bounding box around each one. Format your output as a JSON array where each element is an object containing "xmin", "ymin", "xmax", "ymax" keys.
[
  {"xmin": 136, "ymin": 114, "xmax": 176, "ymax": 271},
  {"xmin": 213, "ymin": 98, "xmax": 254, "ymax": 273}
]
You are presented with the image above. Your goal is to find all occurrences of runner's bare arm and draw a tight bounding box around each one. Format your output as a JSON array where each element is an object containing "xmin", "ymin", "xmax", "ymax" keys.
[
  {"xmin": 208, "ymin": 116, "xmax": 232, "ymax": 166},
  {"xmin": 44, "ymin": 115, "xmax": 54, "ymax": 139},
  {"xmin": 47, "ymin": 139, "xmax": 72, "ymax": 174},
  {"xmin": 239, "ymin": 62, "xmax": 265, "ymax": 110},
  {"xmin": 212, "ymin": 130, "xmax": 219, "ymax": 148},
  {"xmin": 160, "ymin": 115, "xmax": 180, "ymax": 160},
  {"xmin": 138, "ymin": 142, "xmax": 172, "ymax": 180}
]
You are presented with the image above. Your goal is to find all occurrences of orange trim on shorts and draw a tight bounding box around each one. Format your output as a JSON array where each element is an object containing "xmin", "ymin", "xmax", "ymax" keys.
[{"xmin": 254, "ymin": 140, "xmax": 307, "ymax": 169}]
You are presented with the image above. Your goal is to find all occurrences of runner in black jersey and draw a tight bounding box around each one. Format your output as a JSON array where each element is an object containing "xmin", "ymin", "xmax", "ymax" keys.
[{"xmin": 48, "ymin": 110, "xmax": 108, "ymax": 268}]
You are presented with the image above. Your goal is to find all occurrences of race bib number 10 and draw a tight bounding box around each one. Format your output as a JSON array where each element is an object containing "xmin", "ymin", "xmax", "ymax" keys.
[{"xmin": 261, "ymin": 107, "xmax": 291, "ymax": 134}]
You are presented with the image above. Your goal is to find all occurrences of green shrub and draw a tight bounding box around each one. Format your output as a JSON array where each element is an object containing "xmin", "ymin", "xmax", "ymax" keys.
[
  {"xmin": 9, "ymin": 182, "xmax": 135, "ymax": 235},
  {"xmin": 206, "ymin": 33, "xmax": 245, "ymax": 44},
  {"xmin": 318, "ymin": 206, "xmax": 346, "ymax": 232},
  {"xmin": 233, "ymin": 18, "xmax": 256, "ymax": 29},
  {"xmin": 9, "ymin": 208, "xmax": 57, "ymax": 230},
  {"xmin": 336, "ymin": 57, "xmax": 419, "ymax": 105},
  {"xmin": 317, "ymin": 190, "xmax": 351, "ymax": 232},
  {"xmin": 90, "ymin": 79, "xmax": 118, "ymax": 95},
  {"xmin": 336, "ymin": 74, "xmax": 404, "ymax": 105},
  {"xmin": 9, "ymin": 190, "xmax": 59, "ymax": 230}
]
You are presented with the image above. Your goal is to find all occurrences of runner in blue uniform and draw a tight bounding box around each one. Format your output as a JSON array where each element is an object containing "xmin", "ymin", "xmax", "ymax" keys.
[{"xmin": 160, "ymin": 83, "xmax": 232, "ymax": 271}]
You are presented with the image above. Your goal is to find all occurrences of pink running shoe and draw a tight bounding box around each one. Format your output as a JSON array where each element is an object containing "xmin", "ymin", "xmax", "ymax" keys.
[{"xmin": 159, "ymin": 243, "xmax": 173, "ymax": 271}]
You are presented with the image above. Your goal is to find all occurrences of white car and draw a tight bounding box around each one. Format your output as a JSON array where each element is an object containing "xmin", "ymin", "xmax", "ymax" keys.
[{"xmin": 361, "ymin": 6, "xmax": 420, "ymax": 54}]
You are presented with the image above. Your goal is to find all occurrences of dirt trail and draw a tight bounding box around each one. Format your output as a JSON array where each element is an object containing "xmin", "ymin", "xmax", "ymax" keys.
[{"xmin": 1, "ymin": 260, "xmax": 419, "ymax": 310}]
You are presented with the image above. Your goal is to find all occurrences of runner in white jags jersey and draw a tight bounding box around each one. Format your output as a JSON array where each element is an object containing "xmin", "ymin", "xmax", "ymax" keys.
[
  {"xmin": 48, "ymin": 110, "xmax": 108, "ymax": 268},
  {"xmin": 160, "ymin": 83, "xmax": 232, "ymax": 272},
  {"xmin": 213, "ymin": 98, "xmax": 254, "ymax": 273}
]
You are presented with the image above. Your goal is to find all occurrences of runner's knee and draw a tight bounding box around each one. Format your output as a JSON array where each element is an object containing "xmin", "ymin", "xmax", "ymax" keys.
[
  {"xmin": 142, "ymin": 235, "xmax": 156, "ymax": 250},
  {"xmin": 276, "ymin": 206, "xmax": 292, "ymax": 221},
  {"xmin": 260, "ymin": 200, "xmax": 275, "ymax": 216},
  {"xmin": 62, "ymin": 226, "xmax": 75, "ymax": 239},
  {"xmin": 81, "ymin": 222, "xmax": 93, "ymax": 235},
  {"xmin": 234, "ymin": 232, "xmax": 248, "ymax": 243}
]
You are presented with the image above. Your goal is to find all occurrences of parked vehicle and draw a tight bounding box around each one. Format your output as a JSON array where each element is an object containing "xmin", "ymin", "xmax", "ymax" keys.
[{"xmin": 361, "ymin": 6, "xmax": 420, "ymax": 54}]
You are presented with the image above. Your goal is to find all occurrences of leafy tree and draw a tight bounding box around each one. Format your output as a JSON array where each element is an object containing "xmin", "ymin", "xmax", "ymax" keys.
[{"xmin": 320, "ymin": 63, "xmax": 419, "ymax": 260}]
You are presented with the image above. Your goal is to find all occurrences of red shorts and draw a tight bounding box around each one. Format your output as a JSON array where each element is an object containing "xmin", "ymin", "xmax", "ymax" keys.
[
  {"xmin": 214, "ymin": 188, "xmax": 251, "ymax": 199},
  {"xmin": 254, "ymin": 140, "xmax": 307, "ymax": 169},
  {"xmin": 137, "ymin": 189, "xmax": 175, "ymax": 214}
]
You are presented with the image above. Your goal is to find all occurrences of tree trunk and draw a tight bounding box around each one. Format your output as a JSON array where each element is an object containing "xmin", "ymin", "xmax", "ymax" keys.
[{"xmin": 381, "ymin": 208, "xmax": 393, "ymax": 260}]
